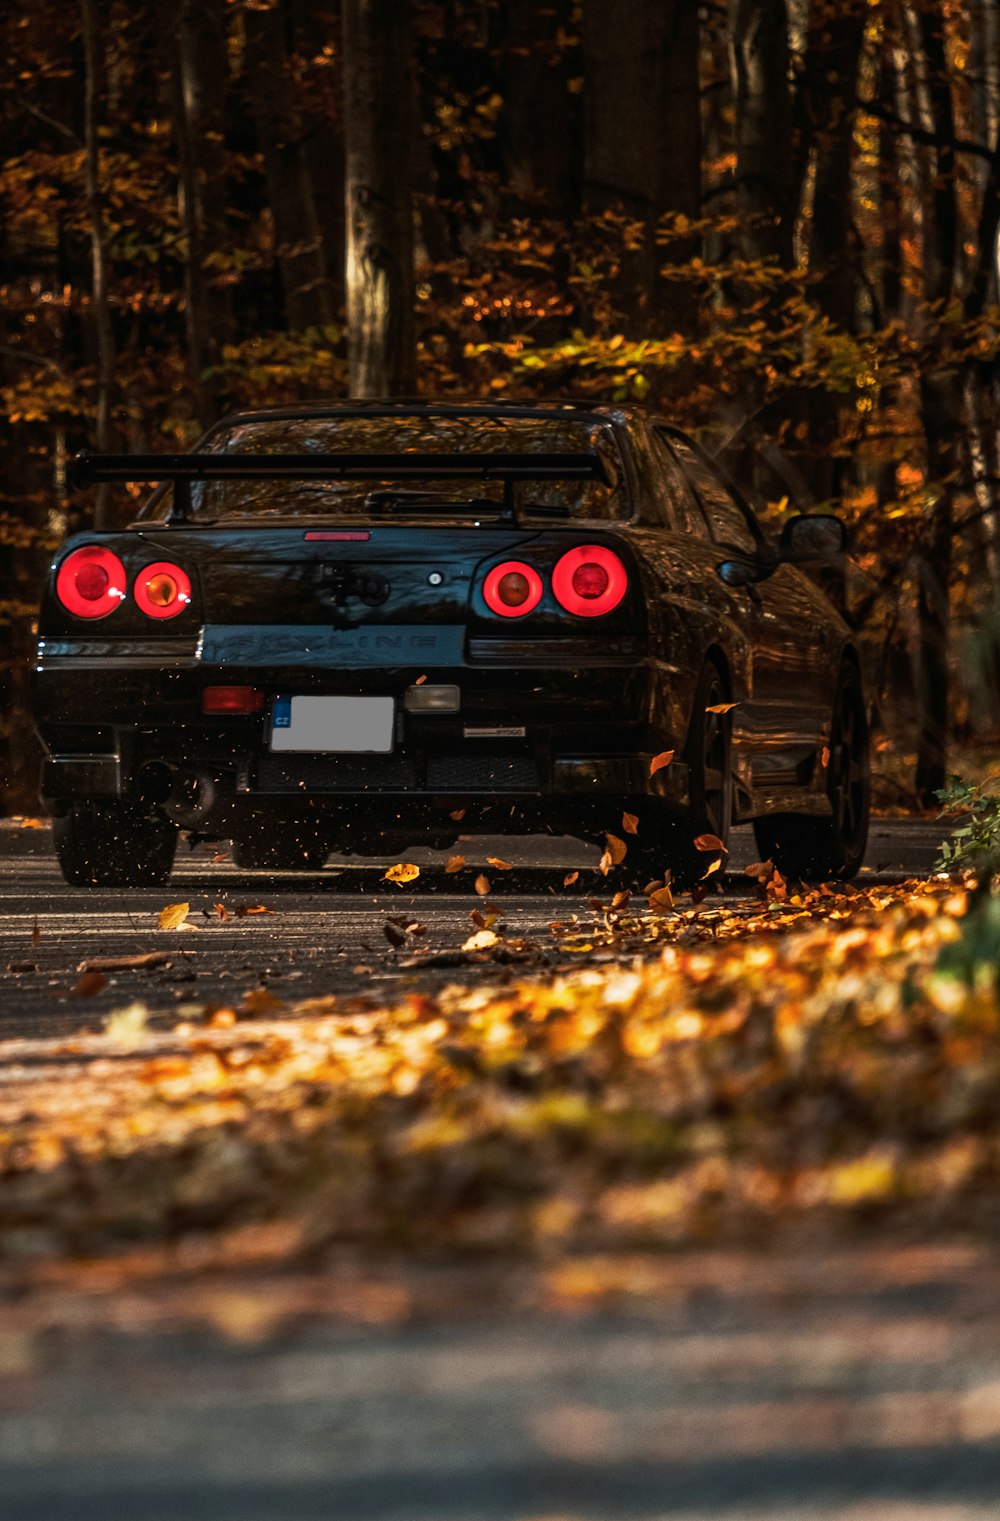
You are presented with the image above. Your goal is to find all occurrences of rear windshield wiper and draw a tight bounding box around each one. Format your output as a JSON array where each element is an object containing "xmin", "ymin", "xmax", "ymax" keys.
[{"xmin": 363, "ymin": 490, "xmax": 501, "ymax": 513}]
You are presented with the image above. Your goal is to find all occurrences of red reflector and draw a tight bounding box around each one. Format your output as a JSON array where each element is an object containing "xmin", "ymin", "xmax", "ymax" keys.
[
  {"xmin": 202, "ymin": 686, "xmax": 264, "ymax": 714},
  {"xmin": 482, "ymin": 560, "xmax": 544, "ymax": 618},
  {"xmin": 304, "ymin": 531, "xmax": 371, "ymax": 541},
  {"xmin": 552, "ymin": 545, "xmax": 628, "ymax": 617},
  {"xmin": 56, "ymin": 546, "xmax": 127, "ymax": 619}
]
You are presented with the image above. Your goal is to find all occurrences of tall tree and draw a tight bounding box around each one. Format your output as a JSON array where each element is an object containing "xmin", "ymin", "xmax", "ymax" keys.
[
  {"xmin": 342, "ymin": 0, "xmax": 416, "ymax": 396},
  {"xmin": 500, "ymin": 0, "xmax": 580, "ymax": 218},
  {"xmin": 174, "ymin": 0, "xmax": 236, "ymax": 428},
  {"xmin": 582, "ymin": 0, "xmax": 701, "ymax": 331},
  {"xmin": 80, "ymin": 0, "xmax": 114, "ymax": 527},
  {"xmin": 729, "ymin": 0, "xmax": 794, "ymax": 269},
  {"xmin": 245, "ymin": 0, "xmax": 334, "ymax": 332}
]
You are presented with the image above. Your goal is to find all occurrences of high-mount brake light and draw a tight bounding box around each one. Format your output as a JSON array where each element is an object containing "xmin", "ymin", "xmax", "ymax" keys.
[
  {"xmin": 483, "ymin": 560, "xmax": 543, "ymax": 618},
  {"xmin": 134, "ymin": 561, "xmax": 192, "ymax": 620},
  {"xmin": 552, "ymin": 545, "xmax": 628, "ymax": 617},
  {"xmin": 55, "ymin": 546, "xmax": 126, "ymax": 619},
  {"xmin": 202, "ymin": 686, "xmax": 264, "ymax": 715}
]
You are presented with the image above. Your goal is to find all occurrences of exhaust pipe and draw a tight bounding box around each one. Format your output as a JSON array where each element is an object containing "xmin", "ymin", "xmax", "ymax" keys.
[{"xmin": 160, "ymin": 768, "xmax": 217, "ymax": 827}]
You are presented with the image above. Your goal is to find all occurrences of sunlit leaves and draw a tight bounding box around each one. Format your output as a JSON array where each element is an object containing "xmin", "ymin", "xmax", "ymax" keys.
[
  {"xmin": 158, "ymin": 902, "xmax": 190, "ymax": 930},
  {"xmin": 384, "ymin": 863, "xmax": 420, "ymax": 886}
]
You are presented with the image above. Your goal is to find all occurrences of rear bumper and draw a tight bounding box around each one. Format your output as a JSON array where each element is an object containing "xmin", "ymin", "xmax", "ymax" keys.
[{"xmin": 32, "ymin": 633, "xmax": 692, "ymax": 816}]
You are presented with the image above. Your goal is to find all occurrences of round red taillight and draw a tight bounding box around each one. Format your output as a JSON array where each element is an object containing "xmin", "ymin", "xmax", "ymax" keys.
[
  {"xmin": 552, "ymin": 545, "xmax": 628, "ymax": 617},
  {"xmin": 55, "ymin": 546, "xmax": 127, "ymax": 619},
  {"xmin": 483, "ymin": 560, "xmax": 543, "ymax": 618},
  {"xmin": 134, "ymin": 561, "xmax": 192, "ymax": 620}
]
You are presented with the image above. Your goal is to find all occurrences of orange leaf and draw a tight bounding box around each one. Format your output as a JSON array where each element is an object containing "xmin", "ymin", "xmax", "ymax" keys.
[
  {"xmin": 487, "ymin": 856, "xmax": 513, "ymax": 870},
  {"xmin": 158, "ymin": 901, "xmax": 190, "ymax": 930},
  {"xmin": 445, "ymin": 854, "xmax": 466, "ymax": 874},
  {"xmin": 821, "ymin": 746, "xmax": 831, "ymax": 767},
  {"xmin": 705, "ymin": 702, "xmax": 738, "ymax": 714},
  {"xmin": 415, "ymin": 674, "xmax": 427, "ymax": 685},
  {"xmin": 69, "ymin": 969, "xmax": 105, "ymax": 998},
  {"xmin": 474, "ymin": 874, "xmax": 492, "ymax": 896},
  {"xmin": 647, "ymin": 885, "xmax": 674, "ymax": 912},
  {"xmin": 611, "ymin": 890, "xmax": 631, "ymax": 910},
  {"xmin": 563, "ymin": 870, "xmax": 579, "ymax": 887},
  {"xmin": 649, "ymin": 750, "xmax": 675, "ymax": 777},
  {"xmin": 694, "ymin": 833, "xmax": 728, "ymax": 853},
  {"xmin": 605, "ymin": 832, "xmax": 627, "ymax": 866},
  {"xmin": 449, "ymin": 809, "xmax": 466, "ymax": 821},
  {"xmin": 384, "ymin": 863, "xmax": 420, "ymax": 886},
  {"xmin": 744, "ymin": 860, "xmax": 774, "ymax": 880},
  {"xmin": 622, "ymin": 812, "xmax": 639, "ymax": 835},
  {"xmin": 236, "ymin": 903, "xmax": 276, "ymax": 916}
]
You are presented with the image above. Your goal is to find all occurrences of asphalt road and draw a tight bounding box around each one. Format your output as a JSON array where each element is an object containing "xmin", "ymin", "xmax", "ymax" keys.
[{"xmin": 1, "ymin": 817, "xmax": 950, "ymax": 1035}]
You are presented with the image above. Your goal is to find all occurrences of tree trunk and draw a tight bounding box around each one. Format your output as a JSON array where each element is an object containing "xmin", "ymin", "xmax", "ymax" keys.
[
  {"xmin": 81, "ymin": 0, "xmax": 114, "ymax": 527},
  {"xmin": 582, "ymin": 0, "xmax": 701, "ymax": 333},
  {"xmin": 728, "ymin": 0, "xmax": 794, "ymax": 269},
  {"xmin": 174, "ymin": 0, "xmax": 236, "ymax": 429},
  {"xmin": 290, "ymin": 0, "xmax": 346, "ymax": 317},
  {"xmin": 245, "ymin": 0, "xmax": 334, "ymax": 332},
  {"xmin": 342, "ymin": 0, "xmax": 416, "ymax": 397},
  {"xmin": 501, "ymin": 0, "xmax": 581, "ymax": 218}
]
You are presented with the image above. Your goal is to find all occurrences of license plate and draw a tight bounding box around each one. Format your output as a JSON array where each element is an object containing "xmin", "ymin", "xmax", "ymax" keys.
[{"xmin": 269, "ymin": 695, "xmax": 395, "ymax": 753}]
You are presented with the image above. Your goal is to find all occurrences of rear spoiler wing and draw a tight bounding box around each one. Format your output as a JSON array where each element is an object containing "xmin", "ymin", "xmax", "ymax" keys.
[{"xmin": 69, "ymin": 449, "xmax": 614, "ymax": 522}]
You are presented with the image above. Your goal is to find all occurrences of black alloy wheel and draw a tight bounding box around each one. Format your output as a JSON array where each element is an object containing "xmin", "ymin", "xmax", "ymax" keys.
[
  {"xmin": 753, "ymin": 663, "xmax": 870, "ymax": 882},
  {"xmin": 53, "ymin": 801, "xmax": 178, "ymax": 887}
]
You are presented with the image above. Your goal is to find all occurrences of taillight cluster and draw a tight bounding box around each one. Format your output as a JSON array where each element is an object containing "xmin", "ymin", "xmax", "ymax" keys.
[
  {"xmin": 483, "ymin": 545, "xmax": 628, "ymax": 619},
  {"xmin": 55, "ymin": 547, "xmax": 191, "ymax": 621}
]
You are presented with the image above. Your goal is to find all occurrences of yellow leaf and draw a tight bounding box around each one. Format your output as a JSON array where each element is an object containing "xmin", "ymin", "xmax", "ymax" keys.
[
  {"xmin": 598, "ymin": 849, "xmax": 613, "ymax": 876},
  {"xmin": 384, "ymin": 863, "xmax": 420, "ymax": 886},
  {"xmin": 622, "ymin": 812, "xmax": 639, "ymax": 835},
  {"xmin": 647, "ymin": 885, "xmax": 674, "ymax": 912},
  {"xmin": 649, "ymin": 750, "xmax": 675, "ymax": 777},
  {"xmin": 701, "ymin": 856, "xmax": 723, "ymax": 879},
  {"xmin": 158, "ymin": 901, "xmax": 190, "ymax": 930},
  {"xmin": 605, "ymin": 833, "xmax": 627, "ymax": 866},
  {"xmin": 462, "ymin": 928, "xmax": 500, "ymax": 952}
]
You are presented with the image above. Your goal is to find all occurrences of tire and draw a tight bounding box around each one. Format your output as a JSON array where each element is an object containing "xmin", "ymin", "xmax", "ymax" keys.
[
  {"xmin": 632, "ymin": 660, "xmax": 733, "ymax": 889},
  {"xmin": 53, "ymin": 801, "xmax": 178, "ymax": 887},
  {"xmin": 231, "ymin": 820, "xmax": 330, "ymax": 871},
  {"xmin": 753, "ymin": 663, "xmax": 870, "ymax": 882}
]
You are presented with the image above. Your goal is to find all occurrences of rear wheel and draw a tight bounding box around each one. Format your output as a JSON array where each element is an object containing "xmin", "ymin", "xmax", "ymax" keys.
[
  {"xmin": 53, "ymin": 802, "xmax": 178, "ymax": 887},
  {"xmin": 631, "ymin": 661, "xmax": 733, "ymax": 888},
  {"xmin": 753, "ymin": 664, "xmax": 870, "ymax": 881}
]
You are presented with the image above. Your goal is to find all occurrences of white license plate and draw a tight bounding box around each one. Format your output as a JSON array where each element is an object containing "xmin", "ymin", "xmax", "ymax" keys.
[{"xmin": 269, "ymin": 695, "xmax": 395, "ymax": 753}]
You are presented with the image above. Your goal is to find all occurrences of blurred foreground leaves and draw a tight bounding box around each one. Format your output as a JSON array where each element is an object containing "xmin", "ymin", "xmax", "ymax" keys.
[{"xmin": 4, "ymin": 878, "xmax": 1000, "ymax": 1266}]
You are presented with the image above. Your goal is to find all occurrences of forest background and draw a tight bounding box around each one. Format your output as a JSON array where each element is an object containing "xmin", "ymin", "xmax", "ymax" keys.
[{"xmin": 1, "ymin": 0, "xmax": 999, "ymax": 818}]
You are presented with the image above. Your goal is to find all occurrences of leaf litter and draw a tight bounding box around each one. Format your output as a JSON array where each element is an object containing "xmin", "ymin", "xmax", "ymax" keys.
[{"xmin": 4, "ymin": 873, "xmax": 999, "ymax": 1272}]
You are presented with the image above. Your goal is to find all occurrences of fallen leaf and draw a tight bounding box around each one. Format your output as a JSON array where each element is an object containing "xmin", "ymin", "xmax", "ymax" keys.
[
  {"xmin": 449, "ymin": 809, "xmax": 466, "ymax": 821},
  {"xmin": 415, "ymin": 674, "xmax": 427, "ymax": 685},
  {"xmin": 821, "ymin": 746, "xmax": 831, "ymax": 768},
  {"xmin": 605, "ymin": 833, "xmax": 628, "ymax": 866},
  {"xmin": 598, "ymin": 849, "xmax": 613, "ymax": 876},
  {"xmin": 19, "ymin": 817, "xmax": 45, "ymax": 829},
  {"xmin": 647, "ymin": 885, "xmax": 675, "ymax": 912},
  {"xmin": 706, "ymin": 702, "xmax": 738, "ymax": 714},
  {"xmin": 158, "ymin": 902, "xmax": 190, "ymax": 930},
  {"xmin": 70, "ymin": 970, "xmax": 106, "ymax": 998},
  {"xmin": 487, "ymin": 856, "xmax": 513, "ymax": 871},
  {"xmin": 474, "ymin": 874, "xmax": 492, "ymax": 896},
  {"xmin": 622, "ymin": 812, "xmax": 639, "ymax": 835},
  {"xmin": 563, "ymin": 871, "xmax": 580, "ymax": 887},
  {"xmin": 384, "ymin": 921, "xmax": 408, "ymax": 947},
  {"xmin": 235, "ymin": 903, "xmax": 277, "ymax": 917},
  {"xmin": 745, "ymin": 860, "xmax": 774, "ymax": 880},
  {"xmin": 462, "ymin": 929, "xmax": 500, "ymax": 952},
  {"xmin": 649, "ymin": 750, "xmax": 675, "ymax": 777},
  {"xmin": 445, "ymin": 854, "xmax": 466, "ymax": 874},
  {"xmin": 611, "ymin": 890, "xmax": 631, "ymax": 910},
  {"xmin": 77, "ymin": 952, "xmax": 172, "ymax": 973},
  {"xmin": 384, "ymin": 863, "xmax": 420, "ymax": 886},
  {"xmin": 701, "ymin": 857, "xmax": 723, "ymax": 879},
  {"xmin": 215, "ymin": 902, "xmax": 231, "ymax": 921},
  {"xmin": 103, "ymin": 1002, "xmax": 149, "ymax": 1043},
  {"xmin": 694, "ymin": 833, "xmax": 728, "ymax": 853},
  {"xmin": 241, "ymin": 989, "xmax": 284, "ymax": 1016}
]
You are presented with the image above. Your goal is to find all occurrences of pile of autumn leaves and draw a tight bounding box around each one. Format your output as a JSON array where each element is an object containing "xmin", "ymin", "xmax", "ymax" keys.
[{"xmin": 5, "ymin": 873, "xmax": 1000, "ymax": 1262}]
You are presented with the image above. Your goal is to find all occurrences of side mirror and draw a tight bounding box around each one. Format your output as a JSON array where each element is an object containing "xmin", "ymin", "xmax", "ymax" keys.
[{"xmin": 779, "ymin": 513, "xmax": 848, "ymax": 562}]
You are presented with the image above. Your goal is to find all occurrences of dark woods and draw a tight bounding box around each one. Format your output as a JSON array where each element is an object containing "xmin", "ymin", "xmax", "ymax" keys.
[{"xmin": 1, "ymin": 0, "xmax": 999, "ymax": 810}]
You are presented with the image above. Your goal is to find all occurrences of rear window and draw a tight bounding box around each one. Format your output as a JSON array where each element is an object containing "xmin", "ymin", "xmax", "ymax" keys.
[{"xmin": 139, "ymin": 414, "xmax": 628, "ymax": 524}]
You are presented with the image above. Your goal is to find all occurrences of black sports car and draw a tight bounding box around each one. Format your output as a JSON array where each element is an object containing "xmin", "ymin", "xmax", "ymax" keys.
[{"xmin": 32, "ymin": 401, "xmax": 870, "ymax": 887}]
